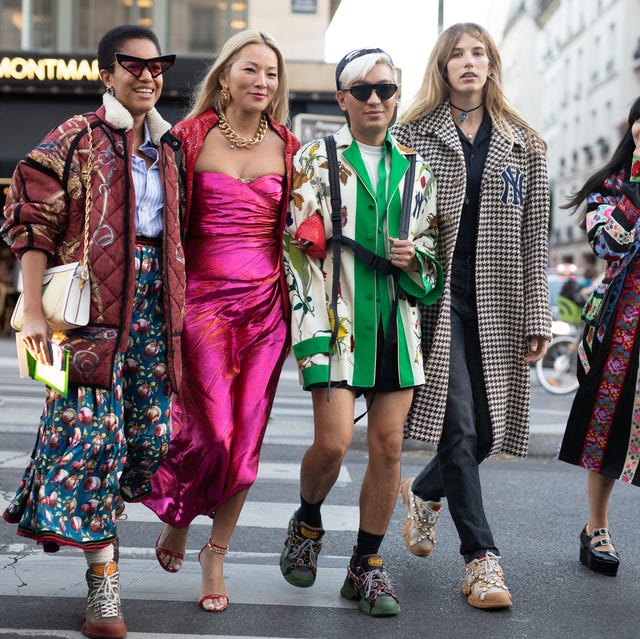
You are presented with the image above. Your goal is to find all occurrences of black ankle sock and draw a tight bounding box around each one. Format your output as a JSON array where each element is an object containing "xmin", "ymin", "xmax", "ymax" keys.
[
  {"xmin": 353, "ymin": 529, "xmax": 385, "ymax": 565},
  {"xmin": 297, "ymin": 495, "xmax": 324, "ymax": 528}
]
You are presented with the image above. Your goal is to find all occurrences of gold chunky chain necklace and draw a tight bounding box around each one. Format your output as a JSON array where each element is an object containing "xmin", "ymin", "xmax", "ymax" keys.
[{"xmin": 218, "ymin": 112, "xmax": 268, "ymax": 149}]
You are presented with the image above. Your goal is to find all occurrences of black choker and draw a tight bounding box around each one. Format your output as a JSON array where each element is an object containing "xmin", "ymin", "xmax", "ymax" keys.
[{"xmin": 450, "ymin": 102, "xmax": 482, "ymax": 122}]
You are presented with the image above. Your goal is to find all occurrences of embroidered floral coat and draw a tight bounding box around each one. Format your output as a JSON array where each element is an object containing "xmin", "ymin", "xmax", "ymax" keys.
[
  {"xmin": 284, "ymin": 125, "xmax": 443, "ymax": 390},
  {"xmin": 2, "ymin": 94, "xmax": 185, "ymax": 390},
  {"xmin": 393, "ymin": 102, "xmax": 552, "ymax": 457},
  {"xmin": 580, "ymin": 168, "xmax": 640, "ymax": 333}
]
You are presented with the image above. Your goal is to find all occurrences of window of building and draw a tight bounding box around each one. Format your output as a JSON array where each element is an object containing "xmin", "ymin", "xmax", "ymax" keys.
[
  {"xmin": 170, "ymin": 1, "xmax": 248, "ymax": 54},
  {"xmin": 31, "ymin": 0, "xmax": 54, "ymax": 49},
  {"xmin": 0, "ymin": 0, "xmax": 54, "ymax": 49},
  {"xmin": 0, "ymin": 0, "xmax": 21, "ymax": 49},
  {"xmin": 73, "ymin": 1, "xmax": 134, "ymax": 52}
]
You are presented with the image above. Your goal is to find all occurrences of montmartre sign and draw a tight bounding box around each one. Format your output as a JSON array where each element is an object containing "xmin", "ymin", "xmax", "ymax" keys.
[{"xmin": 0, "ymin": 55, "xmax": 99, "ymax": 82}]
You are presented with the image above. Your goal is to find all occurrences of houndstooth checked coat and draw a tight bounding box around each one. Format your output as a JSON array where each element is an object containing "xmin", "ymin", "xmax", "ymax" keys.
[{"xmin": 392, "ymin": 102, "xmax": 552, "ymax": 457}]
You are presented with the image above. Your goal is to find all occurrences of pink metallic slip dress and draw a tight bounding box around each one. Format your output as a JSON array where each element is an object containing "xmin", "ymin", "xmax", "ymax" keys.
[{"xmin": 145, "ymin": 172, "xmax": 289, "ymax": 526}]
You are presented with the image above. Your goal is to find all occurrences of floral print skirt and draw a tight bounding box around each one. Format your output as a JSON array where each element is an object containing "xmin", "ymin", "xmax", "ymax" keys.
[{"xmin": 2, "ymin": 243, "xmax": 172, "ymax": 550}]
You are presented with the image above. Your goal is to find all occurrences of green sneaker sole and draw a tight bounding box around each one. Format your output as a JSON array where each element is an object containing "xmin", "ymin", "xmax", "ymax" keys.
[
  {"xmin": 280, "ymin": 550, "xmax": 316, "ymax": 588},
  {"xmin": 340, "ymin": 577, "xmax": 400, "ymax": 617}
]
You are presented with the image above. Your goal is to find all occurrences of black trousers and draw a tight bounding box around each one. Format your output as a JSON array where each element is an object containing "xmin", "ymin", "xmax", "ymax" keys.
[{"xmin": 412, "ymin": 254, "xmax": 498, "ymax": 562}]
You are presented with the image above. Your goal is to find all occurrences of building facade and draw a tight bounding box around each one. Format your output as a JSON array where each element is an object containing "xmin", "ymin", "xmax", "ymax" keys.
[
  {"xmin": 0, "ymin": 0, "xmax": 344, "ymax": 197},
  {"xmin": 502, "ymin": 0, "xmax": 640, "ymax": 269},
  {"xmin": 0, "ymin": 0, "xmax": 347, "ymax": 318}
]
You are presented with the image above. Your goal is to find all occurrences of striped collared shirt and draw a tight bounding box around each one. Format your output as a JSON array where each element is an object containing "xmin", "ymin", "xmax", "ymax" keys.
[{"xmin": 131, "ymin": 122, "xmax": 163, "ymax": 238}]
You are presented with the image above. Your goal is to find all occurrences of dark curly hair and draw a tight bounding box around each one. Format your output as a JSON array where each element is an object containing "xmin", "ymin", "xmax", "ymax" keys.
[{"xmin": 97, "ymin": 24, "xmax": 161, "ymax": 71}]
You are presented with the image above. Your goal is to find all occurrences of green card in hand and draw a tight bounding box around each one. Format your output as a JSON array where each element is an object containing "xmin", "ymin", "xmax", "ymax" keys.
[{"xmin": 15, "ymin": 334, "xmax": 70, "ymax": 397}]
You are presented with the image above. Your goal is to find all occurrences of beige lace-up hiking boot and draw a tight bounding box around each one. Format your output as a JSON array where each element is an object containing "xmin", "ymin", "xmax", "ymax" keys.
[
  {"xmin": 82, "ymin": 560, "xmax": 127, "ymax": 639},
  {"xmin": 399, "ymin": 477, "xmax": 443, "ymax": 557},
  {"xmin": 461, "ymin": 552, "xmax": 513, "ymax": 609}
]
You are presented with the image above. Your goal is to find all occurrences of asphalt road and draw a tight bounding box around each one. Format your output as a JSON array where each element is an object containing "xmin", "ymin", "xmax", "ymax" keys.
[{"xmin": 2, "ymin": 337, "xmax": 637, "ymax": 638}]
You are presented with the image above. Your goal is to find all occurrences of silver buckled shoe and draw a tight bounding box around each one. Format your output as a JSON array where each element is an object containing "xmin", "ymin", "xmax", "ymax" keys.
[
  {"xmin": 461, "ymin": 552, "xmax": 513, "ymax": 609},
  {"xmin": 82, "ymin": 560, "xmax": 127, "ymax": 638},
  {"xmin": 399, "ymin": 477, "xmax": 443, "ymax": 557}
]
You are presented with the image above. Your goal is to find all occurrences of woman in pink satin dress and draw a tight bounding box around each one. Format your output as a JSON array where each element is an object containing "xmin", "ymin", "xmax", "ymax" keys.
[{"xmin": 143, "ymin": 30, "xmax": 299, "ymax": 611}]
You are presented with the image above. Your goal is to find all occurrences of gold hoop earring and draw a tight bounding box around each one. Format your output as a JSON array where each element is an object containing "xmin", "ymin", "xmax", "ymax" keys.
[{"xmin": 221, "ymin": 86, "xmax": 231, "ymax": 107}]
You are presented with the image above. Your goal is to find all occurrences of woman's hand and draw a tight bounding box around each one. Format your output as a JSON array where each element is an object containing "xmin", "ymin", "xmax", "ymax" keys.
[
  {"xmin": 389, "ymin": 238, "xmax": 419, "ymax": 272},
  {"xmin": 19, "ymin": 250, "xmax": 52, "ymax": 365},
  {"xmin": 524, "ymin": 335, "xmax": 548, "ymax": 364}
]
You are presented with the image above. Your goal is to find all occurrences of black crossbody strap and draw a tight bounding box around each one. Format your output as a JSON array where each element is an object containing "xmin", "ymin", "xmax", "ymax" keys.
[
  {"xmin": 325, "ymin": 135, "xmax": 342, "ymax": 391},
  {"xmin": 399, "ymin": 153, "xmax": 416, "ymax": 241},
  {"xmin": 379, "ymin": 152, "xmax": 417, "ymax": 395}
]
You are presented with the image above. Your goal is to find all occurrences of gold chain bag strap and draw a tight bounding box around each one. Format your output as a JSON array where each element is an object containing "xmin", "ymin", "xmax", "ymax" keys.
[{"xmin": 11, "ymin": 115, "xmax": 94, "ymax": 331}]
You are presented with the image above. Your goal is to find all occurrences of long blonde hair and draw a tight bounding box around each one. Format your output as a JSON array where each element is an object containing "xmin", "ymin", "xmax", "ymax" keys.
[
  {"xmin": 400, "ymin": 23, "xmax": 546, "ymax": 153},
  {"xmin": 186, "ymin": 29, "xmax": 289, "ymax": 124}
]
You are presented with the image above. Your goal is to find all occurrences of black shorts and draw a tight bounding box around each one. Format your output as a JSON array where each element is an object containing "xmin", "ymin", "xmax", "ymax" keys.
[{"xmin": 309, "ymin": 323, "xmax": 401, "ymax": 396}]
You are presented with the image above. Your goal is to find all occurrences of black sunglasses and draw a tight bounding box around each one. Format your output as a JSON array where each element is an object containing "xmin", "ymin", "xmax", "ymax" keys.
[
  {"xmin": 343, "ymin": 83, "xmax": 398, "ymax": 102},
  {"xmin": 114, "ymin": 53, "xmax": 176, "ymax": 78}
]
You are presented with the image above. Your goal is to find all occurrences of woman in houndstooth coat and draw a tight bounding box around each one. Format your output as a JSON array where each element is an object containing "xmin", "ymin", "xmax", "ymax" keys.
[{"xmin": 392, "ymin": 23, "xmax": 552, "ymax": 608}]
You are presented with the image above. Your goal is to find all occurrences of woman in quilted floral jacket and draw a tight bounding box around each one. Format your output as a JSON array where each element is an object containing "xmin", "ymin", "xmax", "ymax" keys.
[{"xmin": 1, "ymin": 25, "xmax": 184, "ymax": 639}]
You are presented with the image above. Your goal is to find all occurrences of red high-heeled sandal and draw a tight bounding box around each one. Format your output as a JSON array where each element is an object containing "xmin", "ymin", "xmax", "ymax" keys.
[
  {"xmin": 154, "ymin": 534, "xmax": 185, "ymax": 573},
  {"xmin": 198, "ymin": 539, "xmax": 229, "ymax": 612}
]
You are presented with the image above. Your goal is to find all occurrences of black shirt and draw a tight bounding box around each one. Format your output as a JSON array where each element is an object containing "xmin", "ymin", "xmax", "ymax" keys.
[{"xmin": 453, "ymin": 111, "xmax": 492, "ymax": 256}]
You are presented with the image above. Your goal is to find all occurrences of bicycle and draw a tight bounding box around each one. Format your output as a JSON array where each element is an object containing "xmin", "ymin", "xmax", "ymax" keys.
[{"xmin": 535, "ymin": 295, "xmax": 582, "ymax": 395}]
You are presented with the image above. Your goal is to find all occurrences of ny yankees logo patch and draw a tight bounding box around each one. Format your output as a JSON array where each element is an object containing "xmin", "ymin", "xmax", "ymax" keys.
[{"xmin": 501, "ymin": 166, "xmax": 524, "ymax": 205}]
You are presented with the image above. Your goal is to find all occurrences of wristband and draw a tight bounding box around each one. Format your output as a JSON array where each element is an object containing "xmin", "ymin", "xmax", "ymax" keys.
[{"xmin": 631, "ymin": 158, "xmax": 640, "ymax": 183}]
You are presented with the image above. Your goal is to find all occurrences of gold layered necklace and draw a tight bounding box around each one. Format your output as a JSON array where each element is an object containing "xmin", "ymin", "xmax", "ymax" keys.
[{"xmin": 218, "ymin": 112, "xmax": 268, "ymax": 149}]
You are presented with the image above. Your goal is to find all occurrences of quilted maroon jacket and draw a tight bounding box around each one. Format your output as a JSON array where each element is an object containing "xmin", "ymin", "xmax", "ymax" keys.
[
  {"xmin": 172, "ymin": 109, "xmax": 299, "ymax": 320},
  {"xmin": 2, "ymin": 95, "xmax": 185, "ymax": 390}
]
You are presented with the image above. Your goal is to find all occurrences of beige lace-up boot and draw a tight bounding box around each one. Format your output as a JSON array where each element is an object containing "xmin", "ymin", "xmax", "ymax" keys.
[
  {"xmin": 82, "ymin": 560, "xmax": 127, "ymax": 638},
  {"xmin": 399, "ymin": 477, "xmax": 443, "ymax": 557},
  {"xmin": 461, "ymin": 552, "xmax": 513, "ymax": 609}
]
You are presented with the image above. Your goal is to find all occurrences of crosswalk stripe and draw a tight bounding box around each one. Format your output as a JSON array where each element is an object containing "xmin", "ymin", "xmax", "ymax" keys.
[
  {"xmin": 259, "ymin": 461, "xmax": 351, "ymax": 484},
  {"xmin": 0, "ymin": 450, "xmax": 28, "ymax": 467},
  {"xmin": 0, "ymin": 553, "xmax": 354, "ymax": 610},
  {"xmin": 0, "ymin": 498, "xmax": 360, "ymax": 532},
  {"xmin": 0, "ymin": 455, "xmax": 352, "ymax": 486},
  {"xmin": 0, "ymin": 394, "xmax": 43, "ymax": 405},
  {"xmin": 0, "ymin": 629, "xmax": 307, "ymax": 639}
]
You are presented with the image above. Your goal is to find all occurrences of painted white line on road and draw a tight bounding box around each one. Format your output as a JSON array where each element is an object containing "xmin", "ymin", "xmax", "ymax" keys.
[
  {"xmin": 0, "ymin": 629, "xmax": 306, "ymax": 639},
  {"xmin": 3, "ymin": 543, "xmax": 350, "ymax": 563},
  {"xmin": 278, "ymin": 369, "xmax": 300, "ymax": 382},
  {"xmin": 0, "ymin": 394, "xmax": 43, "ymax": 405},
  {"xmin": 258, "ymin": 461, "xmax": 351, "ymax": 484},
  {"xmin": 0, "ymin": 497, "xmax": 360, "ymax": 531},
  {"xmin": 0, "ymin": 554, "xmax": 353, "ymax": 610},
  {"xmin": 0, "ymin": 454, "xmax": 352, "ymax": 486},
  {"xmin": 0, "ymin": 450, "xmax": 29, "ymax": 467}
]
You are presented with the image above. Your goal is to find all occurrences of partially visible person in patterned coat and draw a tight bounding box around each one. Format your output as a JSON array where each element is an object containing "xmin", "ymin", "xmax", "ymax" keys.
[
  {"xmin": 559, "ymin": 96, "xmax": 640, "ymax": 578},
  {"xmin": 392, "ymin": 23, "xmax": 551, "ymax": 609},
  {"xmin": 1, "ymin": 25, "xmax": 184, "ymax": 639},
  {"xmin": 280, "ymin": 48, "xmax": 443, "ymax": 617}
]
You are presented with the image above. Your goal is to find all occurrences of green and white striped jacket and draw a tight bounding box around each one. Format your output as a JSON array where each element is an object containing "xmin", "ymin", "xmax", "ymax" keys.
[{"xmin": 283, "ymin": 125, "xmax": 443, "ymax": 390}]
